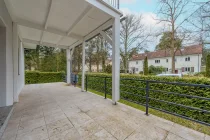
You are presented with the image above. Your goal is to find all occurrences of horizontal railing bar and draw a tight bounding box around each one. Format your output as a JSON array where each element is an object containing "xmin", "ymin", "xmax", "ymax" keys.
[
  {"xmin": 148, "ymin": 80, "xmax": 210, "ymax": 88},
  {"xmin": 120, "ymin": 84, "xmax": 146, "ymax": 91},
  {"xmin": 121, "ymin": 97, "xmax": 146, "ymax": 107},
  {"xmin": 149, "ymin": 89, "xmax": 210, "ymax": 101},
  {"xmin": 149, "ymin": 97, "xmax": 210, "ymax": 113},
  {"xmin": 121, "ymin": 78, "xmax": 146, "ymax": 82},
  {"xmin": 120, "ymin": 78, "xmax": 210, "ymax": 88},
  {"xmin": 121, "ymin": 91, "xmax": 146, "ymax": 98},
  {"xmin": 149, "ymin": 105, "xmax": 210, "ymax": 126}
]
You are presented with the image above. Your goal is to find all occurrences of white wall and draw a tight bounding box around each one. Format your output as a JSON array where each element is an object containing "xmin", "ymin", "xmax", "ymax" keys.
[
  {"xmin": 0, "ymin": 0, "xmax": 25, "ymax": 107},
  {"xmin": 129, "ymin": 54, "xmax": 202, "ymax": 74},
  {"xmin": 0, "ymin": 0, "xmax": 14, "ymax": 107}
]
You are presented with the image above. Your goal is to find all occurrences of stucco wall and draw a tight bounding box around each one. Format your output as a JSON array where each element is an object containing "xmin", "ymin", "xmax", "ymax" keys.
[
  {"xmin": 0, "ymin": 0, "xmax": 25, "ymax": 107},
  {"xmin": 0, "ymin": 0, "xmax": 14, "ymax": 107},
  {"xmin": 0, "ymin": 27, "xmax": 7, "ymax": 107}
]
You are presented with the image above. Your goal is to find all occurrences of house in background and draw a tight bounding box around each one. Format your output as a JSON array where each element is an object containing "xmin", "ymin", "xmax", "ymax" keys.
[{"xmin": 129, "ymin": 45, "xmax": 203, "ymax": 74}]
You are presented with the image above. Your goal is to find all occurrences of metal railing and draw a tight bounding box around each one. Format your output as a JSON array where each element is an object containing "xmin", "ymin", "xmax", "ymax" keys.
[
  {"xmin": 102, "ymin": 0, "xmax": 120, "ymax": 9},
  {"xmin": 85, "ymin": 75, "xmax": 210, "ymax": 126}
]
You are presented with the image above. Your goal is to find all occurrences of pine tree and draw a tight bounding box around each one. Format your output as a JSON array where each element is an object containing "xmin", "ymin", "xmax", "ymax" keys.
[
  {"xmin": 206, "ymin": 54, "xmax": 210, "ymax": 77},
  {"xmin": 144, "ymin": 56, "xmax": 149, "ymax": 75}
]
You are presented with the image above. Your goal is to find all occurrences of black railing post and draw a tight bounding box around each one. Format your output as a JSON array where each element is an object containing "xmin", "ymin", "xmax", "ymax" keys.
[
  {"xmin": 145, "ymin": 81, "xmax": 150, "ymax": 116},
  {"xmin": 85, "ymin": 75, "xmax": 88, "ymax": 92},
  {"xmin": 104, "ymin": 77, "xmax": 107, "ymax": 99}
]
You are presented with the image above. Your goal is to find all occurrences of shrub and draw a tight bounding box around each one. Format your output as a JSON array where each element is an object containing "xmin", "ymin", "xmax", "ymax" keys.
[
  {"xmin": 78, "ymin": 73, "xmax": 210, "ymax": 125},
  {"xmin": 194, "ymin": 71, "xmax": 206, "ymax": 77},
  {"xmin": 143, "ymin": 56, "xmax": 148, "ymax": 75},
  {"xmin": 149, "ymin": 65, "xmax": 165, "ymax": 75},
  {"xmin": 105, "ymin": 64, "xmax": 112, "ymax": 73},
  {"xmin": 206, "ymin": 54, "xmax": 210, "ymax": 77},
  {"xmin": 25, "ymin": 71, "xmax": 65, "ymax": 84}
]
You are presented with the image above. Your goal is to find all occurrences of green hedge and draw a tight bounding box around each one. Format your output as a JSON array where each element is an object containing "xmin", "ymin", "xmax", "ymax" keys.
[
  {"xmin": 78, "ymin": 73, "xmax": 210, "ymax": 125},
  {"xmin": 25, "ymin": 71, "xmax": 65, "ymax": 84}
]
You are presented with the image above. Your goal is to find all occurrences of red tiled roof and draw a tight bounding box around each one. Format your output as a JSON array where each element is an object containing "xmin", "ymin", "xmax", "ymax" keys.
[{"xmin": 131, "ymin": 45, "xmax": 202, "ymax": 61}]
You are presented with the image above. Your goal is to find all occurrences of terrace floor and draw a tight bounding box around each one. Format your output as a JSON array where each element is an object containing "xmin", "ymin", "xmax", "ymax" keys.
[{"xmin": 1, "ymin": 83, "xmax": 209, "ymax": 140}]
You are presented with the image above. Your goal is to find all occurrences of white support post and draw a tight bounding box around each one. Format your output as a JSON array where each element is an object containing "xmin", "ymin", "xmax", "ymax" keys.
[
  {"xmin": 112, "ymin": 17, "xmax": 120, "ymax": 104},
  {"xmin": 66, "ymin": 49, "xmax": 71, "ymax": 84},
  {"xmin": 81, "ymin": 40, "xmax": 86, "ymax": 92}
]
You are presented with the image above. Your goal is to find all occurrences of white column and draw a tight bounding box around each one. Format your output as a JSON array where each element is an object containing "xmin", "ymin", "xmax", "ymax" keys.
[
  {"xmin": 81, "ymin": 40, "xmax": 86, "ymax": 91},
  {"xmin": 112, "ymin": 17, "xmax": 120, "ymax": 104},
  {"xmin": 13, "ymin": 22, "xmax": 18, "ymax": 103},
  {"xmin": 66, "ymin": 48, "xmax": 71, "ymax": 84}
]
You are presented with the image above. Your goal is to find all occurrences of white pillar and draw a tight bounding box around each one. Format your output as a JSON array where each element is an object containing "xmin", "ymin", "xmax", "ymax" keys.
[
  {"xmin": 81, "ymin": 40, "xmax": 86, "ymax": 91},
  {"xmin": 112, "ymin": 17, "xmax": 120, "ymax": 104},
  {"xmin": 66, "ymin": 48, "xmax": 71, "ymax": 84}
]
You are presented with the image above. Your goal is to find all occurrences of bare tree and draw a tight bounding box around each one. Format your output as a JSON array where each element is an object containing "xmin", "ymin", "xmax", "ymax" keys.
[
  {"xmin": 120, "ymin": 14, "xmax": 149, "ymax": 73},
  {"xmin": 156, "ymin": 0, "xmax": 190, "ymax": 73}
]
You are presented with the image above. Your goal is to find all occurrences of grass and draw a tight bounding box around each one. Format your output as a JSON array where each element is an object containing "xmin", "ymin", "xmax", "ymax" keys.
[{"xmin": 84, "ymin": 87, "xmax": 210, "ymax": 135}]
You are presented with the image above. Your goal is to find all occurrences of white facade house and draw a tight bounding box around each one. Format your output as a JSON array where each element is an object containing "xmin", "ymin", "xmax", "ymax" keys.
[
  {"xmin": 129, "ymin": 45, "xmax": 203, "ymax": 74},
  {"xmin": 0, "ymin": 0, "xmax": 122, "ymax": 108}
]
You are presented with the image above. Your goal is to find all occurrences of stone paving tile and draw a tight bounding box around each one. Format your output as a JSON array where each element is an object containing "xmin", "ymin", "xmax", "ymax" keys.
[
  {"xmin": 170, "ymin": 123, "xmax": 205, "ymax": 140},
  {"xmin": 85, "ymin": 129, "xmax": 117, "ymax": 140},
  {"xmin": 165, "ymin": 133, "xmax": 187, "ymax": 140},
  {"xmin": 49, "ymin": 127, "xmax": 82, "ymax": 140},
  {"xmin": 43, "ymin": 107, "xmax": 63, "ymax": 117},
  {"xmin": 18, "ymin": 117, "xmax": 45, "ymax": 134},
  {"xmin": 1, "ymin": 120, "xmax": 19, "ymax": 140},
  {"xmin": 44, "ymin": 112, "xmax": 67, "ymax": 124},
  {"xmin": 77, "ymin": 119, "xmax": 103, "ymax": 139},
  {"xmin": 16, "ymin": 125, "xmax": 48, "ymax": 140},
  {"xmin": 205, "ymin": 135, "xmax": 210, "ymax": 140},
  {"xmin": 125, "ymin": 131, "xmax": 151, "ymax": 140},
  {"xmin": 46, "ymin": 118, "xmax": 73, "ymax": 137},
  {"xmin": 134, "ymin": 123, "xmax": 168, "ymax": 140},
  {"xmin": 68, "ymin": 112, "xmax": 92, "ymax": 128},
  {"xmin": 2, "ymin": 83, "xmax": 208, "ymax": 140},
  {"xmin": 103, "ymin": 121, "xmax": 134, "ymax": 140}
]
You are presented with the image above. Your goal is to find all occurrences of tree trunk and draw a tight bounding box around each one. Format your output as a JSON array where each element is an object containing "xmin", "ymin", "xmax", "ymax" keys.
[
  {"xmin": 171, "ymin": 48, "xmax": 175, "ymax": 74},
  {"xmin": 89, "ymin": 58, "xmax": 92, "ymax": 72},
  {"xmin": 171, "ymin": 21, "xmax": 176, "ymax": 74}
]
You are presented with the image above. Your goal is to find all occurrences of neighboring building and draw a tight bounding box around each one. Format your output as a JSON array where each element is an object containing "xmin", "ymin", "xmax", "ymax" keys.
[
  {"xmin": 129, "ymin": 45, "xmax": 203, "ymax": 74},
  {"xmin": 85, "ymin": 58, "xmax": 112, "ymax": 72}
]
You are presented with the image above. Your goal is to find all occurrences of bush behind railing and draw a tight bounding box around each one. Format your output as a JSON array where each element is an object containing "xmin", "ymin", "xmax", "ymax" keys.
[
  {"xmin": 78, "ymin": 73, "xmax": 210, "ymax": 124},
  {"xmin": 25, "ymin": 71, "xmax": 65, "ymax": 84}
]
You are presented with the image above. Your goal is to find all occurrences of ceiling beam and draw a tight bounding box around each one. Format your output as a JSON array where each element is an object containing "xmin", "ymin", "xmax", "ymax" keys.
[
  {"xmin": 40, "ymin": 0, "xmax": 54, "ymax": 44},
  {"xmin": 16, "ymin": 19, "xmax": 83, "ymax": 40},
  {"xmin": 22, "ymin": 38, "xmax": 68, "ymax": 49},
  {"xmin": 56, "ymin": 6, "xmax": 92, "ymax": 47},
  {"xmin": 84, "ymin": 18, "xmax": 114, "ymax": 41},
  {"xmin": 99, "ymin": 30, "xmax": 112, "ymax": 45}
]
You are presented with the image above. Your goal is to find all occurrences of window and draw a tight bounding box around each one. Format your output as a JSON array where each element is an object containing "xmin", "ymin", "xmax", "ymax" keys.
[
  {"xmin": 166, "ymin": 59, "xmax": 168, "ymax": 63},
  {"xmin": 155, "ymin": 60, "xmax": 160, "ymax": 63},
  {"xmin": 174, "ymin": 58, "xmax": 177, "ymax": 62},
  {"xmin": 183, "ymin": 67, "xmax": 194, "ymax": 72},
  {"xmin": 166, "ymin": 68, "xmax": 168, "ymax": 71},
  {"xmin": 135, "ymin": 68, "xmax": 139, "ymax": 72},
  {"xmin": 136, "ymin": 61, "xmax": 138, "ymax": 64},
  {"xmin": 185, "ymin": 57, "xmax": 190, "ymax": 61}
]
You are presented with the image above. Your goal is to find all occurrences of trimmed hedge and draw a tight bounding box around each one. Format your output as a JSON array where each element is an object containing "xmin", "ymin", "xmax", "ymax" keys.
[
  {"xmin": 25, "ymin": 71, "xmax": 65, "ymax": 84},
  {"xmin": 78, "ymin": 73, "xmax": 210, "ymax": 125}
]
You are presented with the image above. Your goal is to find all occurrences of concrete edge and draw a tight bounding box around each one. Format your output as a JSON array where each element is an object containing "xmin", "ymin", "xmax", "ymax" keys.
[{"xmin": 0, "ymin": 106, "xmax": 14, "ymax": 140}]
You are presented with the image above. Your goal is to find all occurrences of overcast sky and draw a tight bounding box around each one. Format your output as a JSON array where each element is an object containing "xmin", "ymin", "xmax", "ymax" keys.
[{"xmin": 119, "ymin": 0, "xmax": 209, "ymax": 51}]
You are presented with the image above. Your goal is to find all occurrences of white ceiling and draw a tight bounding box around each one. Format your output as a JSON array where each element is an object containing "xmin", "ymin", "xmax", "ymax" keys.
[{"xmin": 6, "ymin": 0, "xmax": 117, "ymax": 49}]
